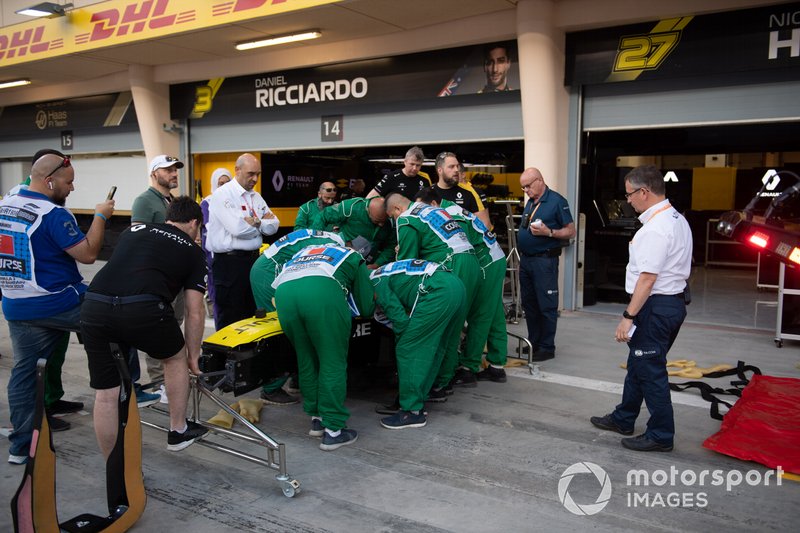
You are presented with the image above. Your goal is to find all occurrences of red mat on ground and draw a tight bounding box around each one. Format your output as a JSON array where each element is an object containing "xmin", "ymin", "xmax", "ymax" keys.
[{"xmin": 704, "ymin": 374, "xmax": 800, "ymax": 474}]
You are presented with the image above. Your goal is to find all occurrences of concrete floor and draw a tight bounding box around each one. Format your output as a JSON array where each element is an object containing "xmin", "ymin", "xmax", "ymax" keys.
[{"xmin": 1, "ymin": 264, "xmax": 798, "ymax": 532}]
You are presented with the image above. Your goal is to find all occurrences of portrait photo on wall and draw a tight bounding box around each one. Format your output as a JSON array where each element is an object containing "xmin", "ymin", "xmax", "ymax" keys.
[{"xmin": 437, "ymin": 40, "xmax": 520, "ymax": 97}]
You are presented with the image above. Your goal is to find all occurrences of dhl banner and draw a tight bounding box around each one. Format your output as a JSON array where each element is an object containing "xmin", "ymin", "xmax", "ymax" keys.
[{"xmin": 0, "ymin": 0, "xmax": 341, "ymax": 67}]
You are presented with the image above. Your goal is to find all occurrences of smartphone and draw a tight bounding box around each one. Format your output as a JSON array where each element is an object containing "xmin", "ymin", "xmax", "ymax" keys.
[{"xmin": 106, "ymin": 186, "xmax": 117, "ymax": 200}]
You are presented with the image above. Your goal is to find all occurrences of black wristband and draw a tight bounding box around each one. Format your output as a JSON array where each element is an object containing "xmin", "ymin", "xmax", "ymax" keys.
[{"xmin": 623, "ymin": 310, "xmax": 636, "ymax": 320}]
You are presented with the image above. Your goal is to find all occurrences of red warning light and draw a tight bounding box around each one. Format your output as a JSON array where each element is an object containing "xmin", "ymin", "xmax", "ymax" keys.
[{"xmin": 748, "ymin": 232, "xmax": 769, "ymax": 249}]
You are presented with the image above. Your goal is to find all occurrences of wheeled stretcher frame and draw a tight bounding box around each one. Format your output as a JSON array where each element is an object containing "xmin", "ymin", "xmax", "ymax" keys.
[{"xmin": 140, "ymin": 369, "xmax": 301, "ymax": 498}]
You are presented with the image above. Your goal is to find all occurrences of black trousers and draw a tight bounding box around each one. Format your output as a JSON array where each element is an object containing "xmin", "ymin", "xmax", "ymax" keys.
[{"xmin": 212, "ymin": 252, "xmax": 258, "ymax": 329}]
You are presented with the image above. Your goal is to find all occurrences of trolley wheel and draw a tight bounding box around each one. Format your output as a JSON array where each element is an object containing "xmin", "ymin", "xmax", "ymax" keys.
[
  {"xmin": 280, "ymin": 479, "xmax": 301, "ymax": 498},
  {"xmin": 775, "ymin": 339, "xmax": 783, "ymax": 348}
]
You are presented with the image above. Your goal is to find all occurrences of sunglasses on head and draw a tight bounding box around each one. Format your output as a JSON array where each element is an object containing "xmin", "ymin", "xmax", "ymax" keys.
[
  {"xmin": 322, "ymin": 187, "xmax": 336, "ymax": 192},
  {"xmin": 45, "ymin": 157, "xmax": 71, "ymax": 179}
]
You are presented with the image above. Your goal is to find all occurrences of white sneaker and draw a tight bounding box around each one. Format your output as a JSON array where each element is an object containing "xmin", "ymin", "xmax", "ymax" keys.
[
  {"xmin": 8, "ymin": 453, "xmax": 27, "ymax": 465},
  {"xmin": 159, "ymin": 384, "xmax": 169, "ymax": 404}
]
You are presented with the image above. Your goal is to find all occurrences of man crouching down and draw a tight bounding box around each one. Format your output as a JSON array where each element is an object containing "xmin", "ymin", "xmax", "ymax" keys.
[{"xmin": 81, "ymin": 196, "xmax": 209, "ymax": 456}]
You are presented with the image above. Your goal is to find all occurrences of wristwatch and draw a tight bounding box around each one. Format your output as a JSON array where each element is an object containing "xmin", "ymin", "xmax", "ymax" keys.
[{"xmin": 623, "ymin": 310, "xmax": 636, "ymax": 320}]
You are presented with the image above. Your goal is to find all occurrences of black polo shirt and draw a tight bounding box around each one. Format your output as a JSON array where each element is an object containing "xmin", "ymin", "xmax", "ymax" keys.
[
  {"xmin": 433, "ymin": 183, "xmax": 485, "ymax": 214},
  {"xmin": 373, "ymin": 169, "xmax": 431, "ymax": 200}
]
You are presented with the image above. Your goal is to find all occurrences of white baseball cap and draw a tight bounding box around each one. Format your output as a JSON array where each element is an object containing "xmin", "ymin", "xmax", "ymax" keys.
[{"xmin": 149, "ymin": 155, "xmax": 184, "ymax": 173}]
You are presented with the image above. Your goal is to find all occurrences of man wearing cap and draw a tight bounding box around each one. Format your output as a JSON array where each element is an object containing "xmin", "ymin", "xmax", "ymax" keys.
[
  {"xmin": 0, "ymin": 150, "xmax": 114, "ymax": 465},
  {"xmin": 130, "ymin": 154, "xmax": 185, "ymax": 405},
  {"xmin": 206, "ymin": 153, "xmax": 279, "ymax": 328}
]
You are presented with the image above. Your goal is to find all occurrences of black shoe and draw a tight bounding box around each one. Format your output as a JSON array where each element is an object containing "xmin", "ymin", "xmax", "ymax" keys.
[
  {"xmin": 590, "ymin": 414, "xmax": 633, "ymax": 436},
  {"xmin": 426, "ymin": 387, "xmax": 447, "ymax": 403},
  {"xmin": 320, "ymin": 428, "xmax": 358, "ymax": 451},
  {"xmin": 452, "ymin": 368, "xmax": 478, "ymax": 388},
  {"xmin": 531, "ymin": 350, "xmax": 555, "ymax": 362},
  {"xmin": 477, "ymin": 366, "xmax": 507, "ymax": 383},
  {"xmin": 380, "ymin": 410, "xmax": 427, "ymax": 430},
  {"xmin": 286, "ymin": 374, "xmax": 300, "ymax": 393},
  {"xmin": 261, "ymin": 388, "xmax": 299, "ymax": 405},
  {"xmin": 167, "ymin": 420, "xmax": 208, "ymax": 451},
  {"xmin": 443, "ymin": 382, "xmax": 454, "ymax": 396},
  {"xmin": 47, "ymin": 415, "xmax": 71, "ymax": 432},
  {"xmin": 309, "ymin": 418, "xmax": 324, "ymax": 438},
  {"xmin": 621, "ymin": 434, "xmax": 673, "ymax": 452},
  {"xmin": 47, "ymin": 399, "xmax": 84, "ymax": 416},
  {"xmin": 375, "ymin": 397, "xmax": 401, "ymax": 415}
]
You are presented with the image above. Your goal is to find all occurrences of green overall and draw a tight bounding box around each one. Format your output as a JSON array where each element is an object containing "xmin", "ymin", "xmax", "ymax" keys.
[
  {"xmin": 371, "ymin": 260, "xmax": 466, "ymax": 412},
  {"xmin": 274, "ymin": 245, "xmax": 375, "ymax": 431},
  {"xmin": 250, "ymin": 230, "xmax": 344, "ymax": 394},
  {"xmin": 311, "ymin": 197, "xmax": 396, "ymax": 266},
  {"xmin": 395, "ymin": 202, "xmax": 480, "ymax": 387},
  {"xmin": 442, "ymin": 201, "xmax": 508, "ymax": 372}
]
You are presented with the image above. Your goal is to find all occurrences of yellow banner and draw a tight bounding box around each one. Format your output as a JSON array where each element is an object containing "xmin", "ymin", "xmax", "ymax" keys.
[{"xmin": 0, "ymin": 0, "xmax": 341, "ymax": 67}]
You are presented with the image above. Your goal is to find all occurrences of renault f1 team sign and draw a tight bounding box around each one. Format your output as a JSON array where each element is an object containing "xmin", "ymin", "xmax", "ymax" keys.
[
  {"xmin": 566, "ymin": 2, "xmax": 800, "ymax": 85},
  {"xmin": 0, "ymin": 0, "xmax": 340, "ymax": 67}
]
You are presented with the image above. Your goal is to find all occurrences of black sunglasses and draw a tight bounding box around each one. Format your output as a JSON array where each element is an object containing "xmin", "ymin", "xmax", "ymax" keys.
[
  {"xmin": 45, "ymin": 157, "xmax": 71, "ymax": 179},
  {"xmin": 322, "ymin": 187, "xmax": 336, "ymax": 192}
]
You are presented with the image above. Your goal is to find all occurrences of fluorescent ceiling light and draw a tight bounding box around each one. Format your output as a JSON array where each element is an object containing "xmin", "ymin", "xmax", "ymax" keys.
[
  {"xmin": 0, "ymin": 79, "xmax": 32, "ymax": 89},
  {"xmin": 236, "ymin": 30, "xmax": 321, "ymax": 51},
  {"xmin": 15, "ymin": 2, "xmax": 72, "ymax": 17}
]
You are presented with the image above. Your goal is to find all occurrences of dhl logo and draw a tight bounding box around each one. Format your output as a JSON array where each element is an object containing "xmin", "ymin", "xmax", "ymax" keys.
[{"xmin": 0, "ymin": 0, "xmax": 340, "ymax": 67}]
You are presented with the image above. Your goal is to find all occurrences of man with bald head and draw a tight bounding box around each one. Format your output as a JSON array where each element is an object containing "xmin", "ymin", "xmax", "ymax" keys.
[
  {"xmin": 294, "ymin": 181, "xmax": 338, "ymax": 230},
  {"xmin": 517, "ymin": 167, "xmax": 575, "ymax": 362},
  {"xmin": 311, "ymin": 195, "xmax": 395, "ymax": 269},
  {"xmin": 0, "ymin": 149, "xmax": 114, "ymax": 464},
  {"xmin": 206, "ymin": 153, "xmax": 279, "ymax": 328}
]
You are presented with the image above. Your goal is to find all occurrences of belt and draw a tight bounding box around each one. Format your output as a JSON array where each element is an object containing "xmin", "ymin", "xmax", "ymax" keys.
[
  {"xmin": 84, "ymin": 293, "xmax": 164, "ymax": 305},
  {"xmin": 217, "ymin": 249, "xmax": 259, "ymax": 257},
  {"xmin": 523, "ymin": 248, "xmax": 562, "ymax": 258}
]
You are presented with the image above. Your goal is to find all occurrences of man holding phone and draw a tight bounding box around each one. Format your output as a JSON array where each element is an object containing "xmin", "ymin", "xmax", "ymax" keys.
[{"xmin": 1, "ymin": 150, "xmax": 114, "ymax": 464}]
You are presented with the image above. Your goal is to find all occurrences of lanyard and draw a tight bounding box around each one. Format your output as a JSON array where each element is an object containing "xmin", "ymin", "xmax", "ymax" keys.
[{"xmin": 643, "ymin": 203, "xmax": 671, "ymax": 225}]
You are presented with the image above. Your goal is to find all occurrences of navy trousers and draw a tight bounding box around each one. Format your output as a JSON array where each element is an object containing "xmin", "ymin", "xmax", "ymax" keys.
[
  {"xmin": 519, "ymin": 255, "xmax": 559, "ymax": 353},
  {"xmin": 611, "ymin": 294, "xmax": 687, "ymax": 445}
]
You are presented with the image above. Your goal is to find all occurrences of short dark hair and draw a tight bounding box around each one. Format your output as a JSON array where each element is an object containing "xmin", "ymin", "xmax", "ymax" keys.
[
  {"xmin": 484, "ymin": 43, "xmax": 510, "ymax": 61},
  {"xmin": 435, "ymin": 151, "xmax": 457, "ymax": 170},
  {"xmin": 413, "ymin": 187, "xmax": 442, "ymax": 205},
  {"xmin": 166, "ymin": 196, "xmax": 203, "ymax": 224},
  {"xmin": 625, "ymin": 165, "xmax": 665, "ymax": 196},
  {"xmin": 31, "ymin": 149, "xmax": 65, "ymax": 166}
]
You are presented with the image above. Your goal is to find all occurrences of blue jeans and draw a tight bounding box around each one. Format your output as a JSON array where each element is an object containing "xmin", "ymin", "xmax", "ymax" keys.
[
  {"xmin": 611, "ymin": 294, "xmax": 686, "ymax": 445},
  {"xmin": 6, "ymin": 305, "xmax": 81, "ymax": 456},
  {"xmin": 519, "ymin": 255, "xmax": 559, "ymax": 353}
]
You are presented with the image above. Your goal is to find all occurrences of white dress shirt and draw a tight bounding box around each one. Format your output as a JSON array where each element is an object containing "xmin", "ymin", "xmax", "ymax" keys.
[
  {"xmin": 626, "ymin": 199, "xmax": 693, "ymax": 295},
  {"xmin": 205, "ymin": 179, "xmax": 279, "ymax": 253}
]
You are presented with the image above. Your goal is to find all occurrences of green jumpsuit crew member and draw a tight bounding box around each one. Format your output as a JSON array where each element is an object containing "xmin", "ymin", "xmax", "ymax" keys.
[
  {"xmin": 273, "ymin": 244, "xmax": 375, "ymax": 451},
  {"xmin": 311, "ymin": 196, "xmax": 396, "ymax": 268},
  {"xmin": 250, "ymin": 229, "xmax": 344, "ymax": 312},
  {"xmin": 370, "ymin": 260, "xmax": 466, "ymax": 429},
  {"xmin": 294, "ymin": 181, "xmax": 338, "ymax": 230},
  {"xmin": 249, "ymin": 229, "xmax": 344, "ymax": 403},
  {"xmin": 385, "ymin": 193, "xmax": 481, "ymax": 394},
  {"xmin": 441, "ymin": 201, "xmax": 508, "ymax": 383}
]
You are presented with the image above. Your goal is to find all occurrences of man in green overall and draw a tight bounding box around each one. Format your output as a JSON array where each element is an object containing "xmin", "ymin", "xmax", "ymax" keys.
[
  {"xmin": 311, "ymin": 196, "xmax": 395, "ymax": 268},
  {"xmin": 249, "ymin": 229, "xmax": 345, "ymax": 404},
  {"xmin": 370, "ymin": 260, "xmax": 466, "ymax": 429},
  {"xmin": 384, "ymin": 193, "xmax": 480, "ymax": 400},
  {"xmin": 415, "ymin": 188, "xmax": 509, "ymax": 384},
  {"xmin": 273, "ymin": 244, "xmax": 375, "ymax": 451}
]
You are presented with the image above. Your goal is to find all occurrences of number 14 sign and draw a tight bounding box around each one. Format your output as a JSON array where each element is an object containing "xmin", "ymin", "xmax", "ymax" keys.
[{"xmin": 321, "ymin": 115, "xmax": 343, "ymax": 142}]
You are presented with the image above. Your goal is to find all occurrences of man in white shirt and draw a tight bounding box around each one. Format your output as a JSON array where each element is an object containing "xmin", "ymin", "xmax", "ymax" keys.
[
  {"xmin": 591, "ymin": 165, "xmax": 692, "ymax": 453},
  {"xmin": 206, "ymin": 153, "xmax": 279, "ymax": 328}
]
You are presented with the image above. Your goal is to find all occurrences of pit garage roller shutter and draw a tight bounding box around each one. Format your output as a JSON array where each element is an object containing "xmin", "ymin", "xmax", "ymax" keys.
[
  {"xmin": 582, "ymin": 78, "xmax": 800, "ymax": 131},
  {"xmin": 188, "ymin": 101, "xmax": 523, "ymax": 152}
]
